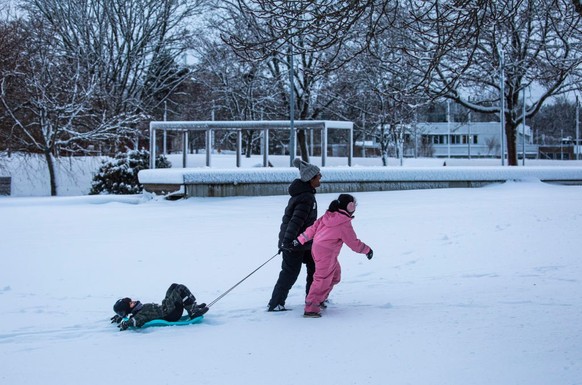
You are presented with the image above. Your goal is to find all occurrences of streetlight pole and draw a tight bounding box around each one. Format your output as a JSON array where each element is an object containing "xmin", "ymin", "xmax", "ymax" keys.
[
  {"xmin": 522, "ymin": 87, "xmax": 526, "ymax": 166},
  {"xmin": 498, "ymin": 47, "xmax": 506, "ymax": 166},
  {"xmin": 163, "ymin": 100, "xmax": 167, "ymax": 155},
  {"xmin": 577, "ymin": 95, "xmax": 580, "ymax": 161},
  {"xmin": 561, "ymin": 128, "xmax": 564, "ymax": 160},
  {"xmin": 289, "ymin": 48, "xmax": 296, "ymax": 166},
  {"xmin": 468, "ymin": 111, "xmax": 471, "ymax": 160},
  {"xmin": 447, "ymin": 100, "xmax": 451, "ymax": 159}
]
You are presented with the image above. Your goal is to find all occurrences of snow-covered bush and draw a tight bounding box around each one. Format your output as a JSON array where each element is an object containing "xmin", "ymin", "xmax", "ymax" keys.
[{"xmin": 89, "ymin": 149, "xmax": 171, "ymax": 195}]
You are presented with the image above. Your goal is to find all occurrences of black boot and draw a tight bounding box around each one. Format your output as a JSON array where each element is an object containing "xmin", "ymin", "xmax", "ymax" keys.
[{"xmin": 188, "ymin": 303, "xmax": 209, "ymax": 319}]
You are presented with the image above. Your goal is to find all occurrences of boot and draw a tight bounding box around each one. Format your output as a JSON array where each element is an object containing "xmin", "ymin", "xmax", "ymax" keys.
[{"xmin": 188, "ymin": 303, "xmax": 209, "ymax": 319}]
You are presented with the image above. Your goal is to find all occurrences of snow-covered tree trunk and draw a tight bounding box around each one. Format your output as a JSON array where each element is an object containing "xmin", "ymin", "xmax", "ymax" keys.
[{"xmin": 43, "ymin": 149, "xmax": 57, "ymax": 196}]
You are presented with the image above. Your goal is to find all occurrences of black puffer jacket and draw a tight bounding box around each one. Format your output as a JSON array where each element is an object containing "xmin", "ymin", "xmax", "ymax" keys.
[{"xmin": 278, "ymin": 179, "xmax": 318, "ymax": 248}]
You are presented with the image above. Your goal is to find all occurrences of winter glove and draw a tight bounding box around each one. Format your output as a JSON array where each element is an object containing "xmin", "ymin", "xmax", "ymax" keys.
[
  {"xmin": 110, "ymin": 314, "xmax": 123, "ymax": 324},
  {"xmin": 280, "ymin": 239, "xmax": 302, "ymax": 253},
  {"xmin": 366, "ymin": 249, "xmax": 373, "ymax": 260},
  {"xmin": 279, "ymin": 242, "xmax": 291, "ymax": 253},
  {"xmin": 118, "ymin": 317, "xmax": 136, "ymax": 331},
  {"xmin": 278, "ymin": 242, "xmax": 288, "ymax": 254}
]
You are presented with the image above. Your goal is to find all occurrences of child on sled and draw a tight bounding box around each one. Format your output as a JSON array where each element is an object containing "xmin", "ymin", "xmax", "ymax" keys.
[{"xmin": 111, "ymin": 283, "xmax": 208, "ymax": 330}]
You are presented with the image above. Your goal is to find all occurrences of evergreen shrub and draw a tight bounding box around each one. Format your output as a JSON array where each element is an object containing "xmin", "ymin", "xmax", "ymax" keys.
[{"xmin": 89, "ymin": 149, "xmax": 171, "ymax": 195}]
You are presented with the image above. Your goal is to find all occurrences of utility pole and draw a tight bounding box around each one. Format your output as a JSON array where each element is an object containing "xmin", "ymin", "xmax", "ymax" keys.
[
  {"xmin": 468, "ymin": 111, "xmax": 471, "ymax": 160},
  {"xmin": 522, "ymin": 87, "xmax": 526, "ymax": 166},
  {"xmin": 447, "ymin": 100, "xmax": 451, "ymax": 159},
  {"xmin": 498, "ymin": 46, "xmax": 506, "ymax": 166},
  {"xmin": 289, "ymin": 48, "xmax": 296, "ymax": 166},
  {"xmin": 163, "ymin": 100, "xmax": 167, "ymax": 155},
  {"xmin": 577, "ymin": 96, "xmax": 580, "ymax": 161}
]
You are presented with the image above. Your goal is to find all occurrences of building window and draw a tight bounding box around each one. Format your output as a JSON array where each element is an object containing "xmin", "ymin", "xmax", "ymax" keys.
[
  {"xmin": 432, "ymin": 135, "xmax": 447, "ymax": 144},
  {"xmin": 461, "ymin": 135, "xmax": 478, "ymax": 144}
]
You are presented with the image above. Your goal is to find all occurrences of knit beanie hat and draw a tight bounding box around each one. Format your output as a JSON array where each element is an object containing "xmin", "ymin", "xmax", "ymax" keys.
[
  {"xmin": 113, "ymin": 297, "xmax": 132, "ymax": 317},
  {"xmin": 293, "ymin": 158, "xmax": 320, "ymax": 182}
]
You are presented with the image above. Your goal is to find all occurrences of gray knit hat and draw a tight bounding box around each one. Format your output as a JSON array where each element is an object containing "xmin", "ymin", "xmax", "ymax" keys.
[{"xmin": 293, "ymin": 158, "xmax": 321, "ymax": 182}]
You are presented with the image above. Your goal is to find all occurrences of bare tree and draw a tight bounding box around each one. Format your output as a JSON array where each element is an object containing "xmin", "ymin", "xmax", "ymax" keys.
[
  {"xmin": 216, "ymin": 0, "xmax": 389, "ymax": 161},
  {"xmin": 189, "ymin": 34, "xmax": 277, "ymax": 155},
  {"xmin": 351, "ymin": 3, "xmax": 429, "ymax": 165},
  {"xmin": 222, "ymin": 0, "xmax": 397, "ymax": 60},
  {"xmin": 222, "ymin": 0, "xmax": 582, "ymax": 166},
  {"xmin": 25, "ymin": 0, "xmax": 209, "ymax": 132},
  {"xmin": 0, "ymin": 18, "xmax": 26, "ymax": 155},
  {"xmin": 0, "ymin": 0, "xmax": 209, "ymax": 194},
  {"xmin": 0, "ymin": 19, "xmax": 143, "ymax": 195},
  {"xmin": 411, "ymin": 0, "xmax": 582, "ymax": 165},
  {"xmin": 531, "ymin": 97, "xmax": 578, "ymax": 144}
]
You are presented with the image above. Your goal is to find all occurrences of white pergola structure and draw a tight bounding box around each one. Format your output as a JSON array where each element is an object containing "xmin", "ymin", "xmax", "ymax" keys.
[{"xmin": 148, "ymin": 120, "xmax": 354, "ymax": 169}]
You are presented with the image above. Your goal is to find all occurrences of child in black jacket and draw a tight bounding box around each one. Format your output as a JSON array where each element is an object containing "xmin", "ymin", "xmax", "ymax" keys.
[{"xmin": 111, "ymin": 283, "xmax": 208, "ymax": 330}]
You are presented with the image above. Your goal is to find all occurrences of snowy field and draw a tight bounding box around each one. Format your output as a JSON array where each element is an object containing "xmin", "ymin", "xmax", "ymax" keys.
[{"xmin": 0, "ymin": 154, "xmax": 581, "ymax": 384}]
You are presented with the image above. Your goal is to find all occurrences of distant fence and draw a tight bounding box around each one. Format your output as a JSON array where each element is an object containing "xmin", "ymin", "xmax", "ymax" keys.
[
  {"xmin": 138, "ymin": 167, "xmax": 582, "ymax": 198},
  {"xmin": 0, "ymin": 176, "xmax": 11, "ymax": 196}
]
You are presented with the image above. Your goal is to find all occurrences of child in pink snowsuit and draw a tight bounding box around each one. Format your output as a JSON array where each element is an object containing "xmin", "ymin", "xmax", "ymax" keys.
[{"xmin": 296, "ymin": 194, "xmax": 373, "ymax": 318}]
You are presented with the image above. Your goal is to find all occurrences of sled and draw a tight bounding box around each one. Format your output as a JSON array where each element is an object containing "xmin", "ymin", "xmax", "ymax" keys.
[{"xmin": 130, "ymin": 315, "xmax": 204, "ymax": 329}]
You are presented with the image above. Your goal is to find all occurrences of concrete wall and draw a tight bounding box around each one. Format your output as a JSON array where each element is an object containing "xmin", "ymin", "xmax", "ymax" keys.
[
  {"xmin": 181, "ymin": 180, "xmax": 498, "ymax": 198},
  {"xmin": 140, "ymin": 167, "xmax": 582, "ymax": 198}
]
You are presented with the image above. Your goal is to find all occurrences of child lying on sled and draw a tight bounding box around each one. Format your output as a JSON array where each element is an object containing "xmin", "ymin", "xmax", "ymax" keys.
[{"xmin": 110, "ymin": 283, "xmax": 209, "ymax": 331}]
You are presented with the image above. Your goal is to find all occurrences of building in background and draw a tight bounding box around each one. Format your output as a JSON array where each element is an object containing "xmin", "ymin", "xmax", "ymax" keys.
[
  {"xmin": 415, "ymin": 121, "xmax": 537, "ymax": 159},
  {"xmin": 356, "ymin": 122, "xmax": 539, "ymax": 159}
]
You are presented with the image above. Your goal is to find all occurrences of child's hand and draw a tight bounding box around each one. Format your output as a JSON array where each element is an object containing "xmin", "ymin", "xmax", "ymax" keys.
[
  {"xmin": 118, "ymin": 317, "xmax": 136, "ymax": 331},
  {"xmin": 280, "ymin": 240, "xmax": 301, "ymax": 253},
  {"xmin": 366, "ymin": 249, "xmax": 373, "ymax": 260}
]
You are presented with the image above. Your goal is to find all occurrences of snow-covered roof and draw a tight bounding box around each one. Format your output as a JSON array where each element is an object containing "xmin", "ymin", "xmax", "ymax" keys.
[
  {"xmin": 148, "ymin": 120, "xmax": 355, "ymax": 169},
  {"xmin": 150, "ymin": 120, "xmax": 353, "ymax": 131}
]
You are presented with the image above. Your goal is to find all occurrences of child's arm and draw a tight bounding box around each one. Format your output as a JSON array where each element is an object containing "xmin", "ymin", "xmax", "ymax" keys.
[
  {"xmin": 297, "ymin": 216, "xmax": 322, "ymax": 244},
  {"xmin": 342, "ymin": 222, "xmax": 371, "ymax": 255}
]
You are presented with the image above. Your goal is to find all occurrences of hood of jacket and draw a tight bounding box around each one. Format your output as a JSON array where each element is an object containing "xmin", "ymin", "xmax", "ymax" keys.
[
  {"xmin": 320, "ymin": 210, "xmax": 353, "ymax": 227},
  {"xmin": 288, "ymin": 178, "xmax": 316, "ymax": 197}
]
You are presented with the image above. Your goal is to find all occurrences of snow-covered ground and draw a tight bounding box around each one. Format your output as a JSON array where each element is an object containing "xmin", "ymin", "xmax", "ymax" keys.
[{"xmin": 0, "ymin": 158, "xmax": 581, "ymax": 384}]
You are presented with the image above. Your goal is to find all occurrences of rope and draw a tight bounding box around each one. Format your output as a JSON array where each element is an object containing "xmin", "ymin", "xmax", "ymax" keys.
[{"xmin": 207, "ymin": 251, "xmax": 280, "ymax": 308}]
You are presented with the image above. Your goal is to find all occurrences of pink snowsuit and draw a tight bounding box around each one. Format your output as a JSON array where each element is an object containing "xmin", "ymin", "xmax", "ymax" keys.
[{"xmin": 298, "ymin": 209, "xmax": 371, "ymax": 314}]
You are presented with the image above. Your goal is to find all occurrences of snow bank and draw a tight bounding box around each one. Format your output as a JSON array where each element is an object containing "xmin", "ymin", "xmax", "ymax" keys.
[{"xmin": 138, "ymin": 166, "xmax": 582, "ymax": 184}]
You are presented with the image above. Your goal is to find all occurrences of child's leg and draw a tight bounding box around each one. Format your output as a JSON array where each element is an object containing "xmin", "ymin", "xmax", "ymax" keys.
[
  {"xmin": 303, "ymin": 251, "xmax": 316, "ymax": 296},
  {"xmin": 165, "ymin": 283, "xmax": 197, "ymax": 305},
  {"xmin": 305, "ymin": 259, "xmax": 336, "ymax": 313},
  {"xmin": 321, "ymin": 263, "xmax": 341, "ymax": 303},
  {"xmin": 268, "ymin": 249, "xmax": 303, "ymax": 308},
  {"xmin": 162, "ymin": 283, "xmax": 199, "ymax": 321}
]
